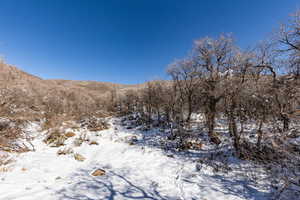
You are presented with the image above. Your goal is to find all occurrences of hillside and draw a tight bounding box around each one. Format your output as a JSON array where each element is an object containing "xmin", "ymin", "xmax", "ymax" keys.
[
  {"xmin": 0, "ymin": 62, "xmax": 145, "ymax": 116},
  {"xmin": 0, "ymin": 62, "xmax": 129, "ymax": 94}
]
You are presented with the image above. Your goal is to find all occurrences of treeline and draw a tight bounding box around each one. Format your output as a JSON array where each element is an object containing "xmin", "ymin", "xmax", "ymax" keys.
[{"xmin": 112, "ymin": 10, "xmax": 300, "ymax": 155}]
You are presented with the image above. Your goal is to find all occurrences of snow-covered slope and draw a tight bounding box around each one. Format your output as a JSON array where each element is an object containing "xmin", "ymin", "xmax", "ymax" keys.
[{"xmin": 0, "ymin": 118, "xmax": 270, "ymax": 200}]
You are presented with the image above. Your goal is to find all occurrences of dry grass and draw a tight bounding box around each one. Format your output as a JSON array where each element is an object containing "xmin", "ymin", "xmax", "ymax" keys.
[
  {"xmin": 0, "ymin": 166, "xmax": 11, "ymax": 173},
  {"xmin": 42, "ymin": 114, "xmax": 72, "ymax": 131},
  {"xmin": 44, "ymin": 129, "xmax": 67, "ymax": 147},
  {"xmin": 57, "ymin": 147, "xmax": 74, "ymax": 155},
  {"xmin": 74, "ymin": 153, "xmax": 86, "ymax": 162},
  {"xmin": 81, "ymin": 117, "xmax": 110, "ymax": 132},
  {"xmin": 0, "ymin": 153, "xmax": 13, "ymax": 166},
  {"xmin": 0, "ymin": 62, "xmax": 144, "ymax": 120},
  {"xmin": 0, "ymin": 118, "xmax": 30, "ymax": 153},
  {"xmin": 0, "ymin": 153, "xmax": 14, "ymax": 173}
]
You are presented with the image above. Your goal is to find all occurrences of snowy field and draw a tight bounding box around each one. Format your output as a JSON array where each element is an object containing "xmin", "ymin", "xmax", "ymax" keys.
[{"xmin": 0, "ymin": 118, "xmax": 271, "ymax": 200}]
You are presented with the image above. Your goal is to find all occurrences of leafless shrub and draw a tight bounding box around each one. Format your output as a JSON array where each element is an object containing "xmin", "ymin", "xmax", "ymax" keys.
[{"xmin": 0, "ymin": 118, "xmax": 30, "ymax": 153}]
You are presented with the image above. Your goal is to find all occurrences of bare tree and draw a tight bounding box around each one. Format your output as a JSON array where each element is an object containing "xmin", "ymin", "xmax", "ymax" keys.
[
  {"xmin": 222, "ymin": 50, "xmax": 255, "ymax": 154},
  {"xmin": 168, "ymin": 59, "xmax": 201, "ymax": 123},
  {"xmin": 192, "ymin": 35, "xmax": 236, "ymax": 144},
  {"xmin": 279, "ymin": 10, "xmax": 300, "ymax": 77}
]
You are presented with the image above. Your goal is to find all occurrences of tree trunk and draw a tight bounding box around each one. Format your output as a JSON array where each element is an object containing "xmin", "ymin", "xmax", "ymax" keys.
[
  {"xmin": 229, "ymin": 117, "xmax": 238, "ymax": 148},
  {"xmin": 207, "ymin": 112, "xmax": 215, "ymax": 138},
  {"xmin": 256, "ymin": 120, "xmax": 263, "ymax": 148},
  {"xmin": 206, "ymin": 98, "xmax": 222, "ymax": 145},
  {"xmin": 147, "ymin": 105, "xmax": 152, "ymax": 124},
  {"xmin": 186, "ymin": 95, "xmax": 192, "ymax": 122},
  {"xmin": 207, "ymin": 98, "xmax": 217, "ymax": 138},
  {"xmin": 157, "ymin": 109, "xmax": 161, "ymax": 123},
  {"xmin": 228, "ymin": 101, "xmax": 240, "ymax": 153},
  {"xmin": 281, "ymin": 113, "xmax": 290, "ymax": 132},
  {"xmin": 165, "ymin": 108, "xmax": 170, "ymax": 124}
]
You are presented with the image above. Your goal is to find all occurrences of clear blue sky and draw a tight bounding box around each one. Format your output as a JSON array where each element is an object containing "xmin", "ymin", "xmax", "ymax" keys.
[{"xmin": 0, "ymin": 0, "xmax": 299, "ymax": 84}]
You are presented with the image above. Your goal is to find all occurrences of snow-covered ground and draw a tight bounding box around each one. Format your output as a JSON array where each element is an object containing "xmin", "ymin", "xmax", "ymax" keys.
[{"xmin": 0, "ymin": 118, "xmax": 271, "ymax": 200}]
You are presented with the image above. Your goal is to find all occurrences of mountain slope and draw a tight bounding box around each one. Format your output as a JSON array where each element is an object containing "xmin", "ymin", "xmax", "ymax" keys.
[{"xmin": 0, "ymin": 62, "xmax": 143, "ymax": 116}]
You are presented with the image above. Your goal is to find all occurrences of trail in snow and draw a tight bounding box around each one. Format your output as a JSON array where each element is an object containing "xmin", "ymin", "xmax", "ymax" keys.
[{"xmin": 0, "ymin": 118, "xmax": 270, "ymax": 200}]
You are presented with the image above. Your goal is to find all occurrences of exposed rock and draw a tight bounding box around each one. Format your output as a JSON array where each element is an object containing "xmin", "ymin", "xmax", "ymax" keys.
[
  {"xmin": 91, "ymin": 169, "xmax": 106, "ymax": 176},
  {"xmin": 89, "ymin": 141, "xmax": 99, "ymax": 145},
  {"xmin": 64, "ymin": 132, "xmax": 76, "ymax": 138}
]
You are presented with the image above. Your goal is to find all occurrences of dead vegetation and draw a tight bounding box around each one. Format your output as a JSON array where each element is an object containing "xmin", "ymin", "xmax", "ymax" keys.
[
  {"xmin": 79, "ymin": 117, "xmax": 110, "ymax": 132},
  {"xmin": 0, "ymin": 153, "xmax": 14, "ymax": 167},
  {"xmin": 74, "ymin": 153, "xmax": 86, "ymax": 162},
  {"xmin": 44, "ymin": 129, "xmax": 67, "ymax": 147},
  {"xmin": 0, "ymin": 118, "xmax": 31, "ymax": 153},
  {"xmin": 57, "ymin": 147, "xmax": 74, "ymax": 155}
]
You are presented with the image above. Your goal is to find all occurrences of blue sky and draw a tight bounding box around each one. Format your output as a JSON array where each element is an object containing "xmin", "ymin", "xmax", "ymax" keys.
[{"xmin": 0, "ymin": 0, "xmax": 299, "ymax": 84}]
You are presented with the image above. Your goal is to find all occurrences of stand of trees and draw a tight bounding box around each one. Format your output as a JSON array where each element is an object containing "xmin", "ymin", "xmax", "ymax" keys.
[{"xmin": 116, "ymin": 11, "xmax": 300, "ymax": 156}]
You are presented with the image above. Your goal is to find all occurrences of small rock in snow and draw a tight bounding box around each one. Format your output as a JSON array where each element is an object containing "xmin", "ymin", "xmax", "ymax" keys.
[
  {"xmin": 89, "ymin": 141, "xmax": 99, "ymax": 145},
  {"xmin": 91, "ymin": 169, "xmax": 106, "ymax": 176},
  {"xmin": 64, "ymin": 132, "xmax": 76, "ymax": 138}
]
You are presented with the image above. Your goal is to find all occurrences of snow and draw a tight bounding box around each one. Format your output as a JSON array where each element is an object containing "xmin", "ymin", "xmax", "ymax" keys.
[{"xmin": 0, "ymin": 118, "xmax": 270, "ymax": 200}]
